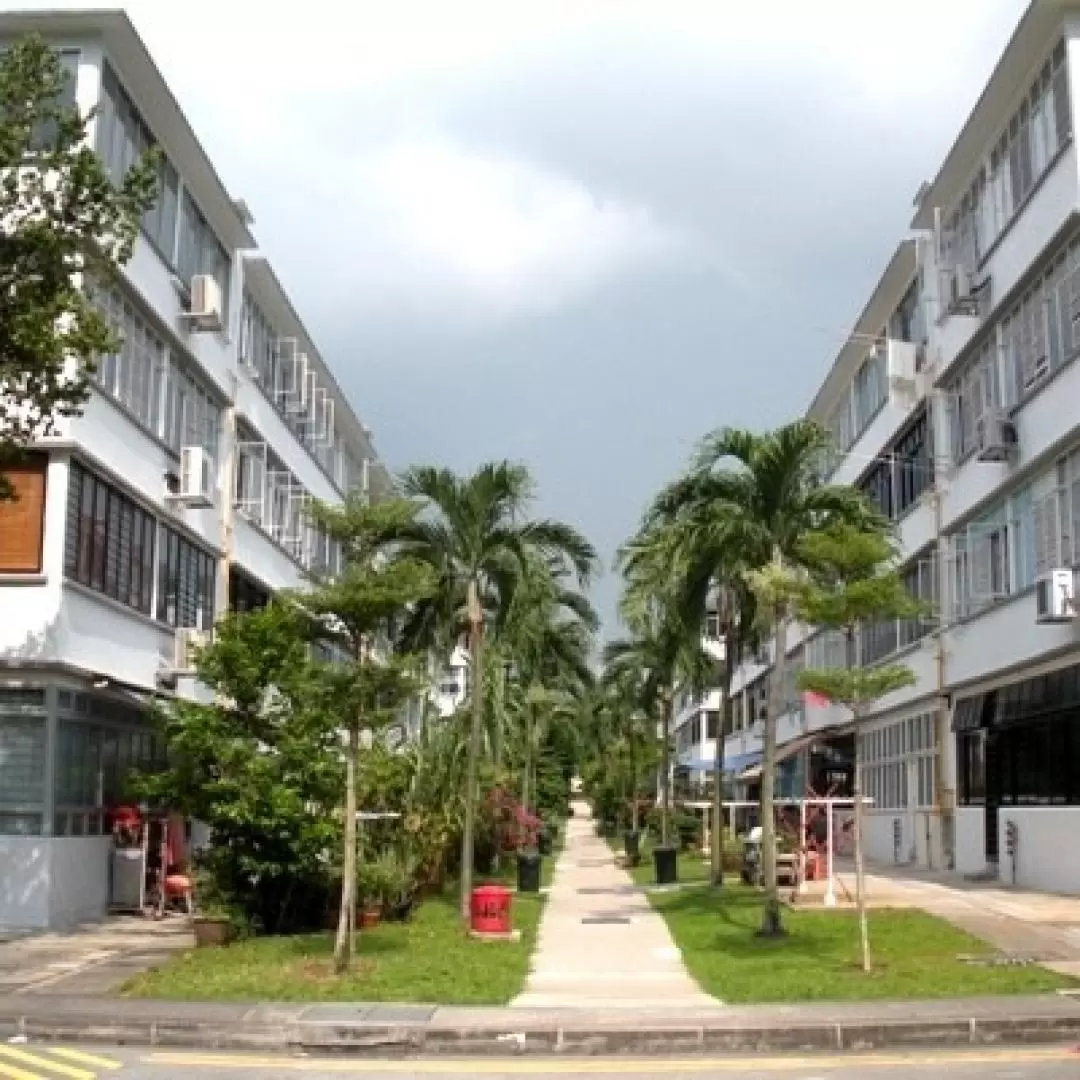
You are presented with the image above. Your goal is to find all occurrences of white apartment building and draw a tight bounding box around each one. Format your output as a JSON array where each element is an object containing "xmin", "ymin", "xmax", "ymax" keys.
[
  {"xmin": 719, "ymin": 0, "xmax": 1080, "ymax": 894},
  {"xmin": 0, "ymin": 10, "xmax": 391, "ymax": 929}
]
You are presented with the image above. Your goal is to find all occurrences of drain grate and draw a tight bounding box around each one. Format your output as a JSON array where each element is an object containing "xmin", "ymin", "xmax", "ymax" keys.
[{"xmin": 581, "ymin": 916, "xmax": 631, "ymax": 925}]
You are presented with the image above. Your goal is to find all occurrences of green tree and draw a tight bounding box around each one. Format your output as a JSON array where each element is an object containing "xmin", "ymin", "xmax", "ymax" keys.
[
  {"xmin": 398, "ymin": 462, "xmax": 596, "ymax": 920},
  {"xmin": 791, "ymin": 523, "xmax": 921, "ymax": 972},
  {"xmin": 635, "ymin": 475, "xmax": 759, "ymax": 886},
  {"xmin": 0, "ymin": 36, "xmax": 156, "ymax": 490},
  {"xmin": 303, "ymin": 496, "xmax": 435, "ymax": 974},
  {"xmin": 692, "ymin": 422, "xmax": 878, "ymax": 936},
  {"xmin": 136, "ymin": 604, "xmax": 343, "ymax": 934}
]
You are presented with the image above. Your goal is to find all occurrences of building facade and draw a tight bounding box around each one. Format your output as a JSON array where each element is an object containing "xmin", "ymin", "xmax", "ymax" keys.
[
  {"xmin": 717, "ymin": 0, "xmax": 1080, "ymax": 893},
  {"xmin": 0, "ymin": 11, "xmax": 390, "ymax": 929}
]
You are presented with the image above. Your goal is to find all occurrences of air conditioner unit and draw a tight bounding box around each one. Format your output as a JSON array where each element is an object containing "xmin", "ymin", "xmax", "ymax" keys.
[
  {"xmin": 174, "ymin": 445, "xmax": 216, "ymax": 507},
  {"xmin": 174, "ymin": 627, "xmax": 210, "ymax": 673},
  {"xmin": 187, "ymin": 274, "xmax": 223, "ymax": 333},
  {"xmin": 975, "ymin": 411, "xmax": 1018, "ymax": 463},
  {"xmin": 1035, "ymin": 569, "xmax": 1077, "ymax": 624},
  {"xmin": 946, "ymin": 267, "xmax": 987, "ymax": 317},
  {"xmin": 887, "ymin": 339, "xmax": 918, "ymax": 393}
]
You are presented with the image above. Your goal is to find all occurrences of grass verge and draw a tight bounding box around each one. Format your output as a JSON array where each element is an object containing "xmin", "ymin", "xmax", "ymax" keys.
[
  {"xmin": 124, "ymin": 886, "xmax": 544, "ymax": 1005},
  {"xmin": 648, "ymin": 884, "xmax": 1073, "ymax": 1002}
]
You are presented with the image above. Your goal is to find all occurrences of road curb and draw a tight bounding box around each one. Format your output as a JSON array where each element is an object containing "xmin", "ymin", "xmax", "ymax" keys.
[{"xmin": 4, "ymin": 1008, "xmax": 1080, "ymax": 1056}]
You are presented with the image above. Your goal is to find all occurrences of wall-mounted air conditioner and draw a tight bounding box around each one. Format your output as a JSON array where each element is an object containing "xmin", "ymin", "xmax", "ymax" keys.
[
  {"xmin": 173, "ymin": 627, "xmax": 210, "ymax": 673},
  {"xmin": 887, "ymin": 339, "xmax": 918, "ymax": 394},
  {"xmin": 1035, "ymin": 569, "xmax": 1077, "ymax": 624},
  {"xmin": 185, "ymin": 274, "xmax": 223, "ymax": 333},
  {"xmin": 945, "ymin": 266, "xmax": 988, "ymax": 318},
  {"xmin": 975, "ymin": 411, "xmax": 1017, "ymax": 463},
  {"xmin": 171, "ymin": 445, "xmax": 216, "ymax": 507}
]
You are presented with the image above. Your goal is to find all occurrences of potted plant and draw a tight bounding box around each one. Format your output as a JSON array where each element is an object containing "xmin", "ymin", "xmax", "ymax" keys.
[
  {"xmin": 357, "ymin": 859, "xmax": 385, "ymax": 929},
  {"xmin": 191, "ymin": 868, "xmax": 233, "ymax": 947}
]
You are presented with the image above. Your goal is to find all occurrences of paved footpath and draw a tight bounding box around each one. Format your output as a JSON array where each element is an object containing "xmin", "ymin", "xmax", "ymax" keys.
[{"xmin": 513, "ymin": 800, "xmax": 719, "ymax": 1009}]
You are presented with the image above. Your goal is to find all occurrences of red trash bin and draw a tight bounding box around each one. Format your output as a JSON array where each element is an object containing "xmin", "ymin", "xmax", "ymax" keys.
[{"xmin": 470, "ymin": 885, "xmax": 512, "ymax": 934}]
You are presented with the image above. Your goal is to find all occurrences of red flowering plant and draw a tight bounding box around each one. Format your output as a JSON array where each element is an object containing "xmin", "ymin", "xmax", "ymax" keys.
[{"xmin": 484, "ymin": 787, "xmax": 542, "ymax": 852}]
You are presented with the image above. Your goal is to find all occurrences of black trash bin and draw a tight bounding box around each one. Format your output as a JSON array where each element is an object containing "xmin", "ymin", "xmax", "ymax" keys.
[
  {"xmin": 653, "ymin": 844, "xmax": 678, "ymax": 885},
  {"xmin": 624, "ymin": 830, "xmax": 641, "ymax": 862},
  {"xmin": 517, "ymin": 851, "xmax": 542, "ymax": 893}
]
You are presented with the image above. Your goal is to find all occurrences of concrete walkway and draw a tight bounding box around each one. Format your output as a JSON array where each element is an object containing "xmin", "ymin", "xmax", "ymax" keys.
[
  {"xmin": 513, "ymin": 800, "xmax": 720, "ymax": 1009},
  {"xmin": 0, "ymin": 915, "xmax": 191, "ymax": 995}
]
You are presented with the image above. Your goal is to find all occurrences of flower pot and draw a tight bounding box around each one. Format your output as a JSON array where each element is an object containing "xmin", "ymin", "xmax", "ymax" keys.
[
  {"xmin": 360, "ymin": 908, "xmax": 382, "ymax": 929},
  {"xmin": 192, "ymin": 915, "xmax": 231, "ymax": 948}
]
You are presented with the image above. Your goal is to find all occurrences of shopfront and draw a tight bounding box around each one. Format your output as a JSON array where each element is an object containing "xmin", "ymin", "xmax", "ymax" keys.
[
  {"xmin": 0, "ymin": 680, "xmax": 167, "ymax": 929},
  {"xmin": 954, "ymin": 660, "xmax": 1080, "ymax": 893}
]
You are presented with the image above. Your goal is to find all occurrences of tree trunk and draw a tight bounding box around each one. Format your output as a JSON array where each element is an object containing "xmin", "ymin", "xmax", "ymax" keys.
[
  {"xmin": 759, "ymin": 605, "xmax": 787, "ymax": 937},
  {"xmin": 850, "ymin": 623, "xmax": 871, "ymax": 971},
  {"xmin": 711, "ymin": 630, "xmax": 737, "ymax": 887},
  {"xmin": 629, "ymin": 725, "xmax": 639, "ymax": 832},
  {"xmin": 459, "ymin": 580, "xmax": 485, "ymax": 922},
  {"xmin": 522, "ymin": 704, "xmax": 533, "ymax": 821},
  {"xmin": 660, "ymin": 690, "xmax": 673, "ymax": 848},
  {"xmin": 333, "ymin": 723, "xmax": 359, "ymax": 973},
  {"xmin": 852, "ymin": 707, "xmax": 871, "ymax": 972}
]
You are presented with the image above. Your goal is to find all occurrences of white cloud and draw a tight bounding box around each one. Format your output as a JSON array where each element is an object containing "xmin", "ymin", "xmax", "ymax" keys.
[{"xmin": 321, "ymin": 135, "xmax": 687, "ymax": 320}]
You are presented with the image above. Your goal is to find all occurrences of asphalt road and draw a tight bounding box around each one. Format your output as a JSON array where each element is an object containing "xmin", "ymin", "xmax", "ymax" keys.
[{"xmin": 3, "ymin": 1043, "xmax": 1080, "ymax": 1079}]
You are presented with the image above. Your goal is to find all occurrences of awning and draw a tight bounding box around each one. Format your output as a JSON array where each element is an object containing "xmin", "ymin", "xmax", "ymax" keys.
[
  {"xmin": 677, "ymin": 750, "xmax": 762, "ymax": 775},
  {"xmin": 738, "ymin": 732, "xmax": 818, "ymax": 781}
]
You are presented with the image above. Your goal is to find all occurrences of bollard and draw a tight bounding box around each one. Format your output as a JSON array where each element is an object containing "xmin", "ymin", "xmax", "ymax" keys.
[
  {"xmin": 893, "ymin": 817, "xmax": 902, "ymax": 864},
  {"xmin": 1005, "ymin": 820, "xmax": 1018, "ymax": 886}
]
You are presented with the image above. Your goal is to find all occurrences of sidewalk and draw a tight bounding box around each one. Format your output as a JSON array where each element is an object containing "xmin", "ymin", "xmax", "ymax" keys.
[
  {"xmin": 797, "ymin": 861, "xmax": 1080, "ymax": 979},
  {"xmin": 0, "ymin": 916, "xmax": 191, "ymax": 995},
  {"xmin": 513, "ymin": 800, "xmax": 719, "ymax": 1009}
]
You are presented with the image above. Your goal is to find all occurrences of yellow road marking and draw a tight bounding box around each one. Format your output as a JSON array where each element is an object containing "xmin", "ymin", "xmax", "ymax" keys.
[
  {"xmin": 145, "ymin": 1044, "xmax": 1080, "ymax": 1073},
  {"xmin": 0, "ymin": 1047, "xmax": 94, "ymax": 1080},
  {"xmin": 0, "ymin": 1060, "xmax": 44, "ymax": 1080},
  {"xmin": 47, "ymin": 1049, "xmax": 122, "ymax": 1071}
]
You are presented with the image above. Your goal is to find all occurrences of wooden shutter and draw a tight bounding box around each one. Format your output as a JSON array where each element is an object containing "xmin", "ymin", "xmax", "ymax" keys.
[{"xmin": 0, "ymin": 457, "xmax": 47, "ymax": 573}]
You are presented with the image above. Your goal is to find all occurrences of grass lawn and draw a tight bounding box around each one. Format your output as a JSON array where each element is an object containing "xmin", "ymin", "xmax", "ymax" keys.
[
  {"xmin": 124, "ymin": 886, "xmax": 544, "ymax": 1005},
  {"xmin": 648, "ymin": 885, "xmax": 1073, "ymax": 1003}
]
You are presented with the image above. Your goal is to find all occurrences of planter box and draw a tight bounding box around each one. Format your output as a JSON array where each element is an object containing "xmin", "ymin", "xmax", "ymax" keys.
[{"xmin": 192, "ymin": 916, "xmax": 231, "ymax": 948}]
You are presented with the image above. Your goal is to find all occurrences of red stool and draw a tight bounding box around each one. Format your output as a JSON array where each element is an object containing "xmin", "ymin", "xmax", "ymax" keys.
[{"xmin": 164, "ymin": 873, "xmax": 194, "ymax": 915}]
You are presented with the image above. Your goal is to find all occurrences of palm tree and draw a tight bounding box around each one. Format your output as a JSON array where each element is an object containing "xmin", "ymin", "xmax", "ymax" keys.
[
  {"xmin": 603, "ymin": 601, "xmax": 710, "ymax": 854},
  {"xmin": 640, "ymin": 478, "xmax": 759, "ymax": 886},
  {"xmin": 398, "ymin": 462, "xmax": 597, "ymax": 919},
  {"xmin": 682, "ymin": 421, "xmax": 878, "ymax": 935}
]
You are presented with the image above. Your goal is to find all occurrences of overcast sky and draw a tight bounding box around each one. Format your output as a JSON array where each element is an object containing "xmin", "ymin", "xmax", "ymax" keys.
[{"xmin": 43, "ymin": 0, "xmax": 1027, "ymax": 628}]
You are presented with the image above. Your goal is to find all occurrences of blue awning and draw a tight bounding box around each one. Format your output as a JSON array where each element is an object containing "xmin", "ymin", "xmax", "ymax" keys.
[{"xmin": 677, "ymin": 750, "xmax": 763, "ymax": 775}]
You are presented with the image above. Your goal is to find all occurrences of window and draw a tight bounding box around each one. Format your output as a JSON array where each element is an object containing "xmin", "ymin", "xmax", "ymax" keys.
[
  {"xmin": 852, "ymin": 348, "xmax": 887, "ymax": 433},
  {"xmin": 947, "ymin": 339, "xmax": 1000, "ymax": 463},
  {"xmin": 0, "ymin": 688, "xmax": 47, "ymax": 836},
  {"xmin": 704, "ymin": 611, "xmax": 721, "ymax": 640},
  {"xmin": 894, "ymin": 406, "xmax": 933, "ymax": 516},
  {"xmin": 859, "ymin": 712, "xmax": 937, "ymax": 812},
  {"xmin": 25, "ymin": 48, "xmax": 79, "ymax": 152},
  {"xmin": 229, "ymin": 571, "xmax": 269, "ymax": 614},
  {"xmin": 64, "ymin": 461, "xmax": 155, "ymax": 615},
  {"xmin": 948, "ymin": 40, "xmax": 1071, "ymax": 264},
  {"xmin": 97, "ymin": 62, "xmax": 179, "ymax": 260},
  {"xmin": 163, "ymin": 359, "xmax": 221, "ymax": 461},
  {"xmin": 89, "ymin": 283, "xmax": 167, "ymax": 433},
  {"xmin": 178, "ymin": 190, "xmax": 230, "ymax": 319},
  {"xmin": 898, "ymin": 549, "xmax": 939, "ymax": 648},
  {"xmin": 156, "ymin": 525, "xmax": 215, "ymax": 630},
  {"xmin": 0, "ymin": 455, "xmax": 47, "ymax": 573},
  {"xmin": 859, "ymin": 458, "xmax": 894, "ymax": 520}
]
